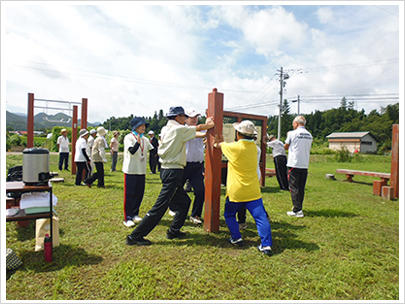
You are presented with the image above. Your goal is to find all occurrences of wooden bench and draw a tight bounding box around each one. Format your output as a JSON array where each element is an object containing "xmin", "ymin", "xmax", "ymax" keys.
[
  {"xmin": 265, "ymin": 168, "xmax": 276, "ymax": 177},
  {"xmin": 336, "ymin": 169, "xmax": 390, "ymax": 183}
]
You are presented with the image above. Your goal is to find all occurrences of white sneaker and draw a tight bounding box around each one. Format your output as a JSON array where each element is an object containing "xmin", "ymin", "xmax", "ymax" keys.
[
  {"xmin": 133, "ymin": 215, "xmax": 142, "ymax": 223},
  {"xmin": 190, "ymin": 216, "xmax": 202, "ymax": 224},
  {"xmin": 168, "ymin": 210, "xmax": 176, "ymax": 217},
  {"xmin": 286, "ymin": 210, "xmax": 304, "ymax": 217},
  {"xmin": 123, "ymin": 220, "xmax": 135, "ymax": 227}
]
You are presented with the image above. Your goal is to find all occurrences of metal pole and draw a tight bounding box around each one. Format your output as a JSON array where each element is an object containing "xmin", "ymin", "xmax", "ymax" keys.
[
  {"xmin": 297, "ymin": 95, "xmax": 300, "ymax": 115},
  {"xmin": 278, "ymin": 67, "xmax": 283, "ymax": 140},
  {"xmin": 71, "ymin": 105, "xmax": 78, "ymax": 175}
]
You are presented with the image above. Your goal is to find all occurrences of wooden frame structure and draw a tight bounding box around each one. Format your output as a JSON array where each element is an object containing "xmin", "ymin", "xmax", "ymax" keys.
[
  {"xmin": 27, "ymin": 93, "xmax": 88, "ymax": 174},
  {"xmin": 203, "ymin": 88, "xmax": 268, "ymax": 232}
]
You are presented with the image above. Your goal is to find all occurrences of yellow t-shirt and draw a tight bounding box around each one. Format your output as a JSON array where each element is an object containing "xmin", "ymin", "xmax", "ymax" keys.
[{"xmin": 221, "ymin": 140, "xmax": 261, "ymax": 202}]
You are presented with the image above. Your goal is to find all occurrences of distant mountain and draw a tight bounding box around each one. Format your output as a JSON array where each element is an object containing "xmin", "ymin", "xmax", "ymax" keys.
[{"xmin": 6, "ymin": 111, "xmax": 100, "ymax": 130}]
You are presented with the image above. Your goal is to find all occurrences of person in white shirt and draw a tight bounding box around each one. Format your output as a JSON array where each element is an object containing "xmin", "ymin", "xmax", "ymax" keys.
[
  {"xmin": 122, "ymin": 117, "xmax": 154, "ymax": 227},
  {"xmin": 85, "ymin": 127, "xmax": 108, "ymax": 188},
  {"xmin": 87, "ymin": 129, "xmax": 97, "ymax": 173},
  {"xmin": 284, "ymin": 116, "xmax": 313, "ymax": 217},
  {"xmin": 267, "ymin": 134, "xmax": 289, "ymax": 190},
  {"xmin": 126, "ymin": 107, "xmax": 214, "ymax": 246},
  {"xmin": 74, "ymin": 129, "xmax": 91, "ymax": 186},
  {"xmin": 183, "ymin": 109, "xmax": 206, "ymax": 224},
  {"xmin": 57, "ymin": 129, "xmax": 70, "ymax": 171},
  {"xmin": 110, "ymin": 131, "xmax": 120, "ymax": 172}
]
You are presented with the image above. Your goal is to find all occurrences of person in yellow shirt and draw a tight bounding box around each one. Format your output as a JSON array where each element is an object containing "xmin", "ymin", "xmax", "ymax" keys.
[{"xmin": 214, "ymin": 120, "xmax": 273, "ymax": 256}]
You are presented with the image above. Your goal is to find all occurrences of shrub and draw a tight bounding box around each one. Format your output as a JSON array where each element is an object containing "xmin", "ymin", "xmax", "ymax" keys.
[{"xmin": 335, "ymin": 147, "xmax": 353, "ymax": 162}]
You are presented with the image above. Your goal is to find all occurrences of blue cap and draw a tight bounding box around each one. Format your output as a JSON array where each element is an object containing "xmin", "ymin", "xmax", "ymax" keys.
[
  {"xmin": 166, "ymin": 106, "xmax": 188, "ymax": 118},
  {"xmin": 130, "ymin": 117, "xmax": 149, "ymax": 130}
]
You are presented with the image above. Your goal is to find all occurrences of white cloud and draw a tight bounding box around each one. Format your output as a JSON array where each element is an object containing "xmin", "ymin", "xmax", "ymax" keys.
[{"xmin": 316, "ymin": 7, "xmax": 334, "ymax": 24}]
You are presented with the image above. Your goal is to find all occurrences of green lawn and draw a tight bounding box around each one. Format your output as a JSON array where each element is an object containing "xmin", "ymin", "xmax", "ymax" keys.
[{"xmin": 6, "ymin": 153, "xmax": 399, "ymax": 300}]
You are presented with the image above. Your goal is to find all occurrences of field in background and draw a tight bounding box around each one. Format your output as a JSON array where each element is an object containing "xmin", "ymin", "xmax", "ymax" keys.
[{"xmin": 5, "ymin": 153, "xmax": 398, "ymax": 300}]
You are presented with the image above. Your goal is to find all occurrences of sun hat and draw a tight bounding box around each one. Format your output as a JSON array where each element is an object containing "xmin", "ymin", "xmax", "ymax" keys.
[
  {"xmin": 90, "ymin": 129, "xmax": 97, "ymax": 135},
  {"xmin": 97, "ymin": 126, "xmax": 107, "ymax": 136},
  {"xmin": 79, "ymin": 129, "xmax": 89, "ymax": 137},
  {"xmin": 167, "ymin": 106, "xmax": 188, "ymax": 118},
  {"xmin": 232, "ymin": 120, "xmax": 258, "ymax": 136},
  {"xmin": 60, "ymin": 129, "xmax": 67, "ymax": 134},
  {"xmin": 185, "ymin": 109, "xmax": 200, "ymax": 118},
  {"xmin": 113, "ymin": 130, "xmax": 120, "ymax": 136},
  {"xmin": 130, "ymin": 117, "xmax": 149, "ymax": 130}
]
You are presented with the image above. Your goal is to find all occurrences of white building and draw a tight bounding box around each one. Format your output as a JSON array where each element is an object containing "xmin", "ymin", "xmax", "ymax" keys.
[{"xmin": 326, "ymin": 132, "xmax": 377, "ymax": 153}]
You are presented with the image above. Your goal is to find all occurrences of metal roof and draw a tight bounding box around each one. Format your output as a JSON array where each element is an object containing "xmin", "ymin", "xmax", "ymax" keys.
[{"xmin": 326, "ymin": 132, "xmax": 371, "ymax": 139}]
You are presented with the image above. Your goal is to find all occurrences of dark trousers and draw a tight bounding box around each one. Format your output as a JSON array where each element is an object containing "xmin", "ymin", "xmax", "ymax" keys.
[
  {"xmin": 130, "ymin": 169, "xmax": 191, "ymax": 238},
  {"xmin": 149, "ymin": 152, "xmax": 158, "ymax": 174},
  {"xmin": 59, "ymin": 152, "xmax": 69, "ymax": 170},
  {"xmin": 86, "ymin": 162, "xmax": 104, "ymax": 187},
  {"xmin": 111, "ymin": 151, "xmax": 118, "ymax": 171},
  {"xmin": 183, "ymin": 162, "xmax": 205, "ymax": 218},
  {"xmin": 75, "ymin": 162, "xmax": 89, "ymax": 185},
  {"xmin": 124, "ymin": 174, "xmax": 145, "ymax": 220},
  {"xmin": 274, "ymin": 155, "xmax": 289, "ymax": 190},
  {"xmin": 288, "ymin": 167, "xmax": 308, "ymax": 212}
]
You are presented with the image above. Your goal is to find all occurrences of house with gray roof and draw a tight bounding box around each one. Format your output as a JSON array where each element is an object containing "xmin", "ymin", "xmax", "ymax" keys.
[{"xmin": 326, "ymin": 132, "xmax": 377, "ymax": 153}]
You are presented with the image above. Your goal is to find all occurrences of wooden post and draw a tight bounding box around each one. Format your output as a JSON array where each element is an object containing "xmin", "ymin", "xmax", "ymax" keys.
[
  {"xmin": 71, "ymin": 105, "xmax": 78, "ymax": 175},
  {"xmin": 390, "ymin": 124, "xmax": 399, "ymax": 199},
  {"xmin": 81, "ymin": 98, "xmax": 88, "ymax": 129},
  {"xmin": 204, "ymin": 88, "xmax": 223, "ymax": 233},
  {"xmin": 260, "ymin": 117, "xmax": 267, "ymax": 186},
  {"xmin": 27, "ymin": 93, "xmax": 34, "ymax": 148}
]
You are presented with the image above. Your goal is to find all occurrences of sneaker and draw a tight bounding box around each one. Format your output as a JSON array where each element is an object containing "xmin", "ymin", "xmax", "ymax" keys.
[
  {"xmin": 168, "ymin": 210, "xmax": 176, "ymax": 217},
  {"xmin": 123, "ymin": 220, "xmax": 135, "ymax": 227},
  {"xmin": 286, "ymin": 210, "xmax": 304, "ymax": 218},
  {"xmin": 84, "ymin": 180, "xmax": 92, "ymax": 188},
  {"xmin": 228, "ymin": 237, "xmax": 243, "ymax": 246},
  {"xmin": 239, "ymin": 222, "xmax": 248, "ymax": 230},
  {"xmin": 166, "ymin": 229, "xmax": 187, "ymax": 239},
  {"xmin": 190, "ymin": 216, "xmax": 202, "ymax": 224},
  {"xmin": 258, "ymin": 244, "xmax": 273, "ymax": 256},
  {"xmin": 126, "ymin": 235, "xmax": 152, "ymax": 246},
  {"xmin": 133, "ymin": 215, "xmax": 142, "ymax": 223}
]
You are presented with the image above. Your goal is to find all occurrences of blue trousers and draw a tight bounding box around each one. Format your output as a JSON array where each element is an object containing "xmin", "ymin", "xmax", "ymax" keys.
[{"xmin": 224, "ymin": 197, "xmax": 272, "ymax": 247}]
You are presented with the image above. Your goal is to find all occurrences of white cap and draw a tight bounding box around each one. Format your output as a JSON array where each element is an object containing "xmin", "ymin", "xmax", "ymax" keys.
[
  {"xmin": 90, "ymin": 129, "xmax": 97, "ymax": 135},
  {"xmin": 148, "ymin": 130, "xmax": 154, "ymax": 135},
  {"xmin": 186, "ymin": 109, "xmax": 200, "ymax": 118}
]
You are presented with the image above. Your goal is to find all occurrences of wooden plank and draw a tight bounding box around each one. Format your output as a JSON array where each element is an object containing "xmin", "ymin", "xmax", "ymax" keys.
[{"xmin": 336, "ymin": 169, "xmax": 390, "ymax": 179}]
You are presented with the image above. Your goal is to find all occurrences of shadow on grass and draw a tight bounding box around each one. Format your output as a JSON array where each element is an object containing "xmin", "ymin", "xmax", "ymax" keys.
[
  {"xmin": 17, "ymin": 244, "xmax": 103, "ymax": 274},
  {"xmin": 304, "ymin": 209, "xmax": 358, "ymax": 218},
  {"xmin": 155, "ymin": 218, "xmax": 319, "ymax": 256}
]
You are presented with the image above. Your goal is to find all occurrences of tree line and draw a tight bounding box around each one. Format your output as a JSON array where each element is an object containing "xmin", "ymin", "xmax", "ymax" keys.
[{"xmin": 100, "ymin": 99, "xmax": 399, "ymax": 154}]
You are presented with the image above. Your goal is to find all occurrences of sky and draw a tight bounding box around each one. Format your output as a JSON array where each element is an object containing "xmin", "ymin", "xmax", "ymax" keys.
[{"xmin": 1, "ymin": 2, "xmax": 402, "ymax": 124}]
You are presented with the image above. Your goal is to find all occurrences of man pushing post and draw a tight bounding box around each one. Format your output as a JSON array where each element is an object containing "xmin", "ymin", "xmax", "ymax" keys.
[{"xmin": 126, "ymin": 106, "xmax": 214, "ymax": 246}]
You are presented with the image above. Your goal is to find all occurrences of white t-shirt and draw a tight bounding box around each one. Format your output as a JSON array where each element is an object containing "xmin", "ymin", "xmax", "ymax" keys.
[
  {"xmin": 267, "ymin": 139, "xmax": 286, "ymax": 158},
  {"xmin": 57, "ymin": 136, "xmax": 69, "ymax": 153},
  {"xmin": 285, "ymin": 126, "xmax": 313, "ymax": 169},
  {"xmin": 74, "ymin": 137, "xmax": 88, "ymax": 162},
  {"xmin": 122, "ymin": 133, "xmax": 154, "ymax": 174}
]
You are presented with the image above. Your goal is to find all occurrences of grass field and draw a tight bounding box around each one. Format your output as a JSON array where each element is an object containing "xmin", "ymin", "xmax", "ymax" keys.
[{"xmin": 5, "ymin": 153, "xmax": 399, "ymax": 300}]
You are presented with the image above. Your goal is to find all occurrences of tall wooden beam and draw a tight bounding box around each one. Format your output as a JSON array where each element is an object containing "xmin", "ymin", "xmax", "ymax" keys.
[
  {"xmin": 71, "ymin": 105, "xmax": 78, "ymax": 175},
  {"xmin": 81, "ymin": 98, "xmax": 88, "ymax": 129},
  {"xmin": 27, "ymin": 93, "xmax": 34, "ymax": 148},
  {"xmin": 390, "ymin": 124, "xmax": 399, "ymax": 199},
  {"xmin": 204, "ymin": 88, "xmax": 223, "ymax": 232}
]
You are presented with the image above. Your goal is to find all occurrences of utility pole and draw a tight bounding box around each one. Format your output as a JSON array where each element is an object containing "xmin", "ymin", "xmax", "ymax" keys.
[
  {"xmin": 292, "ymin": 94, "xmax": 300, "ymax": 115},
  {"xmin": 277, "ymin": 67, "xmax": 289, "ymax": 139}
]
